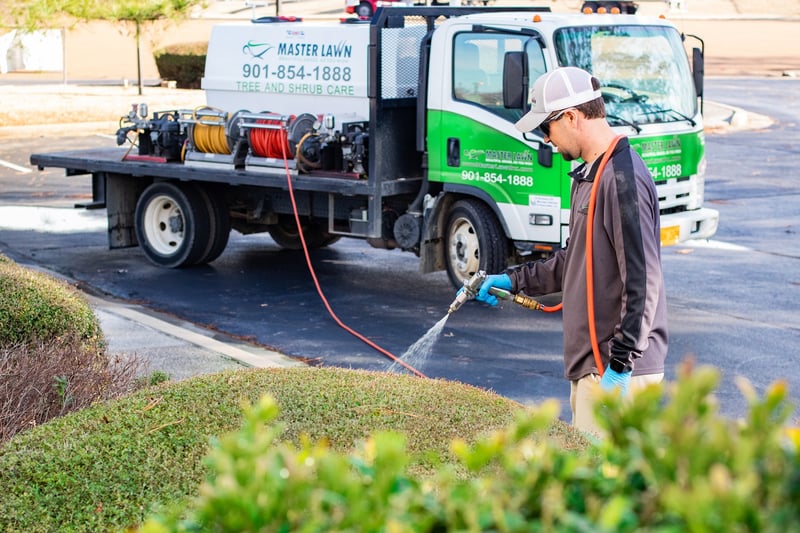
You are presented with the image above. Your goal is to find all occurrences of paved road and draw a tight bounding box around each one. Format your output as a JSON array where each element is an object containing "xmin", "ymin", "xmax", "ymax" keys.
[{"xmin": 1, "ymin": 78, "xmax": 798, "ymax": 423}]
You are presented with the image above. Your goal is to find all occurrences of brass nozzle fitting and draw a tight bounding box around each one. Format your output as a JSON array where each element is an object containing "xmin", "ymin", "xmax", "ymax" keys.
[{"xmin": 509, "ymin": 293, "xmax": 543, "ymax": 311}]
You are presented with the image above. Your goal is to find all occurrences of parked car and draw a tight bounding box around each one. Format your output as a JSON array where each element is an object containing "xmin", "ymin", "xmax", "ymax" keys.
[{"xmin": 345, "ymin": 0, "xmax": 489, "ymax": 19}]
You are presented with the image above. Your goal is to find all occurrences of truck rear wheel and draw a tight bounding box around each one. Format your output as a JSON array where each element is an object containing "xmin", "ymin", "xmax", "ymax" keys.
[
  {"xmin": 193, "ymin": 184, "xmax": 231, "ymax": 265},
  {"xmin": 135, "ymin": 182, "xmax": 211, "ymax": 268},
  {"xmin": 268, "ymin": 215, "xmax": 339, "ymax": 250},
  {"xmin": 444, "ymin": 199, "xmax": 509, "ymax": 287}
]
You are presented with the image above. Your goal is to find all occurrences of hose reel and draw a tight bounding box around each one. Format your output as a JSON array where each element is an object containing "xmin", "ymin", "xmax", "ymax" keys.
[{"xmin": 181, "ymin": 107, "xmax": 250, "ymax": 168}]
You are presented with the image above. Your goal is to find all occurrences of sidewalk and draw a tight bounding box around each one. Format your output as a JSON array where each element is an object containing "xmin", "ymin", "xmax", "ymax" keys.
[{"xmin": 88, "ymin": 292, "xmax": 305, "ymax": 381}]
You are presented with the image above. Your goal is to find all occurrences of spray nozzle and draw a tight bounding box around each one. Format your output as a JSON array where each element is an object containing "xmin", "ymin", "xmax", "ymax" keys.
[
  {"xmin": 447, "ymin": 270, "xmax": 488, "ymax": 314},
  {"xmin": 447, "ymin": 270, "xmax": 545, "ymax": 314}
]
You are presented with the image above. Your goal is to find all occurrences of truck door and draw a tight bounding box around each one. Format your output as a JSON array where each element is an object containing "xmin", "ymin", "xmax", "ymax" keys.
[{"xmin": 428, "ymin": 29, "xmax": 566, "ymax": 247}]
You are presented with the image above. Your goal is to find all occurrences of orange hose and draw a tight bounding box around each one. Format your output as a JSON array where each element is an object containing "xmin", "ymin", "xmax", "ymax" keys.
[
  {"xmin": 250, "ymin": 116, "xmax": 296, "ymax": 159},
  {"xmin": 585, "ymin": 135, "xmax": 625, "ymax": 377},
  {"xmin": 277, "ymin": 125, "xmax": 427, "ymax": 379}
]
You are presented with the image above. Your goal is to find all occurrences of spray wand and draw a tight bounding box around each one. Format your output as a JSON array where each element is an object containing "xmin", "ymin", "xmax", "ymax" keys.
[{"xmin": 447, "ymin": 270, "xmax": 557, "ymax": 314}]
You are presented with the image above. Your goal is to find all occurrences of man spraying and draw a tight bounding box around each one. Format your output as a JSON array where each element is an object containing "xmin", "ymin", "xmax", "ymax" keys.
[{"xmin": 473, "ymin": 66, "xmax": 668, "ymax": 437}]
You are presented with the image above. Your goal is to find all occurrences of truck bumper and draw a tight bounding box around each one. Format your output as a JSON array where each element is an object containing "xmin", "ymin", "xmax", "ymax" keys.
[{"xmin": 660, "ymin": 207, "xmax": 719, "ymax": 246}]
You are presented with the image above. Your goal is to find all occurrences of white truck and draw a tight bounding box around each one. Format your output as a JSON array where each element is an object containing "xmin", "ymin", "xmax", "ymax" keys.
[{"xmin": 30, "ymin": 6, "xmax": 718, "ymax": 287}]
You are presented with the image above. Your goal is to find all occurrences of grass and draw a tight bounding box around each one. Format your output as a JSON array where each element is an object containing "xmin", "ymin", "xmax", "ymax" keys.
[{"xmin": 0, "ymin": 366, "xmax": 592, "ymax": 532}]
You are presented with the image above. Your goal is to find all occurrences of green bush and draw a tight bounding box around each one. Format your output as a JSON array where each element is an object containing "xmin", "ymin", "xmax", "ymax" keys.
[
  {"xmin": 0, "ymin": 367, "xmax": 554, "ymax": 532},
  {"xmin": 0, "ymin": 255, "xmax": 103, "ymax": 351},
  {"xmin": 140, "ymin": 363, "xmax": 800, "ymax": 532},
  {"xmin": 153, "ymin": 42, "xmax": 207, "ymax": 89}
]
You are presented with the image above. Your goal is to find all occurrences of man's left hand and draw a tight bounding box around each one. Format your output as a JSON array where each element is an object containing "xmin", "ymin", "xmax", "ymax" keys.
[{"xmin": 599, "ymin": 367, "xmax": 631, "ymax": 396}]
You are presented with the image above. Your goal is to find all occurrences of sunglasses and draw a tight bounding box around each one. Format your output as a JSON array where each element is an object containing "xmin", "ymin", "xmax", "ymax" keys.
[{"xmin": 539, "ymin": 109, "xmax": 569, "ymax": 137}]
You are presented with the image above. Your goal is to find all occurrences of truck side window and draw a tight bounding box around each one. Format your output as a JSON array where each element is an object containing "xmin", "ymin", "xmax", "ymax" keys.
[
  {"xmin": 453, "ymin": 40, "xmax": 488, "ymax": 101},
  {"xmin": 453, "ymin": 33, "xmax": 539, "ymax": 123},
  {"xmin": 527, "ymin": 39, "xmax": 547, "ymax": 87}
]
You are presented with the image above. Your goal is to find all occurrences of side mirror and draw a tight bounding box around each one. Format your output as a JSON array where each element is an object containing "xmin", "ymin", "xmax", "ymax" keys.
[
  {"xmin": 692, "ymin": 47, "xmax": 704, "ymax": 97},
  {"xmin": 503, "ymin": 51, "xmax": 526, "ymax": 109},
  {"xmin": 537, "ymin": 142, "xmax": 552, "ymax": 168}
]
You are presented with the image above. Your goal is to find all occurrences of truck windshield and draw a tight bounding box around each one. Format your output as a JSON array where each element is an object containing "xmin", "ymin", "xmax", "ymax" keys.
[{"xmin": 552, "ymin": 25, "xmax": 697, "ymax": 127}]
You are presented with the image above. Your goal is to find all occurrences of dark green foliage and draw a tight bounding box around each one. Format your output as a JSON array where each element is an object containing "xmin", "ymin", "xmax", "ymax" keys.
[
  {"xmin": 0, "ymin": 367, "xmax": 539, "ymax": 532},
  {"xmin": 0, "ymin": 255, "xmax": 103, "ymax": 351},
  {"xmin": 153, "ymin": 42, "xmax": 207, "ymax": 89}
]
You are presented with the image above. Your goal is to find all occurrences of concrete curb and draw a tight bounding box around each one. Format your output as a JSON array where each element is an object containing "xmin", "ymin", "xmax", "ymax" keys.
[
  {"xmin": 85, "ymin": 294, "xmax": 304, "ymax": 371},
  {"xmin": 703, "ymin": 100, "xmax": 774, "ymax": 133}
]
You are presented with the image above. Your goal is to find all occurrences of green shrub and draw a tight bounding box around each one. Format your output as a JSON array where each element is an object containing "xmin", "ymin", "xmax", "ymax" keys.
[
  {"xmin": 153, "ymin": 42, "xmax": 207, "ymax": 89},
  {"xmin": 140, "ymin": 363, "xmax": 800, "ymax": 532},
  {"xmin": 0, "ymin": 255, "xmax": 103, "ymax": 351},
  {"xmin": 0, "ymin": 367, "xmax": 547, "ymax": 532}
]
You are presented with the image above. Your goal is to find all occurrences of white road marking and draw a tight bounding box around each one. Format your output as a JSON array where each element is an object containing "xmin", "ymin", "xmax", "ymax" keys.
[
  {"xmin": 0, "ymin": 206, "xmax": 106, "ymax": 233},
  {"xmin": 0, "ymin": 158, "xmax": 32, "ymax": 173},
  {"xmin": 681, "ymin": 239, "xmax": 752, "ymax": 252}
]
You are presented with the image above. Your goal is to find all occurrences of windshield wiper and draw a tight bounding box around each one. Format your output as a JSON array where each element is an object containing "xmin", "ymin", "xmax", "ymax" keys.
[
  {"xmin": 606, "ymin": 114, "xmax": 642, "ymax": 133},
  {"xmin": 639, "ymin": 108, "xmax": 696, "ymax": 127}
]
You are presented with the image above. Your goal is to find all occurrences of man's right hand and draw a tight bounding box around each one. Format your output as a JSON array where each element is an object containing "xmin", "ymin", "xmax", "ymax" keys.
[{"xmin": 476, "ymin": 273, "xmax": 512, "ymax": 306}]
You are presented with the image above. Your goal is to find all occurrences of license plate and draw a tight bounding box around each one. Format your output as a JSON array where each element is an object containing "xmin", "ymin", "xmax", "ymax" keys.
[{"xmin": 660, "ymin": 225, "xmax": 680, "ymax": 246}]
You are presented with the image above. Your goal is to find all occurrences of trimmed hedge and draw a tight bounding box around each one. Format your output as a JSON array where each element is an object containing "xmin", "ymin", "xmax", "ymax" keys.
[
  {"xmin": 0, "ymin": 255, "xmax": 103, "ymax": 351},
  {"xmin": 153, "ymin": 41, "xmax": 207, "ymax": 89},
  {"xmin": 0, "ymin": 367, "xmax": 567, "ymax": 531}
]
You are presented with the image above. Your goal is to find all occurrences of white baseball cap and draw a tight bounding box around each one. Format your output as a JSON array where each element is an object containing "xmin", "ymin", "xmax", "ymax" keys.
[{"xmin": 514, "ymin": 66, "xmax": 602, "ymax": 132}]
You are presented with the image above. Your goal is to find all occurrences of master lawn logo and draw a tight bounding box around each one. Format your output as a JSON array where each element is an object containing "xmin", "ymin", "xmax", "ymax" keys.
[
  {"xmin": 640, "ymin": 138, "xmax": 681, "ymax": 157},
  {"xmin": 485, "ymin": 149, "xmax": 533, "ymax": 165},
  {"xmin": 463, "ymin": 149, "xmax": 485, "ymax": 161},
  {"xmin": 277, "ymin": 41, "xmax": 353, "ymax": 58},
  {"xmin": 463, "ymin": 149, "xmax": 532, "ymax": 165},
  {"xmin": 242, "ymin": 41, "xmax": 273, "ymax": 59},
  {"xmin": 242, "ymin": 40, "xmax": 354, "ymax": 60}
]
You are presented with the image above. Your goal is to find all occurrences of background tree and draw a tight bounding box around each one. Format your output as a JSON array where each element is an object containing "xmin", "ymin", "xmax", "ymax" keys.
[{"xmin": 7, "ymin": 0, "xmax": 206, "ymax": 95}]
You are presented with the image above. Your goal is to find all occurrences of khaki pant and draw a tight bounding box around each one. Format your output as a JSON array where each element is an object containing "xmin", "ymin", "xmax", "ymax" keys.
[{"xmin": 569, "ymin": 372, "xmax": 663, "ymax": 438}]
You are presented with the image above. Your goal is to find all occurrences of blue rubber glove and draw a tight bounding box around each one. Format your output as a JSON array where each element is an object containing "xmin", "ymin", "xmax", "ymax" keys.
[
  {"xmin": 476, "ymin": 273, "xmax": 512, "ymax": 307},
  {"xmin": 599, "ymin": 366, "xmax": 631, "ymax": 396}
]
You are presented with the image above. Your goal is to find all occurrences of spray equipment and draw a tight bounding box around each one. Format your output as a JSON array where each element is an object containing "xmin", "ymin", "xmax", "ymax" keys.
[
  {"xmin": 116, "ymin": 103, "xmax": 187, "ymax": 162},
  {"xmin": 447, "ymin": 270, "xmax": 550, "ymax": 314}
]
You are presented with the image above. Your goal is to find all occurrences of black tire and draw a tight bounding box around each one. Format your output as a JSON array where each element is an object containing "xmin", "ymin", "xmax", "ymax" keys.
[
  {"xmin": 355, "ymin": 2, "xmax": 373, "ymax": 18},
  {"xmin": 444, "ymin": 199, "xmax": 509, "ymax": 288},
  {"xmin": 134, "ymin": 182, "xmax": 211, "ymax": 268},
  {"xmin": 268, "ymin": 215, "xmax": 339, "ymax": 250},
  {"xmin": 192, "ymin": 184, "xmax": 231, "ymax": 265}
]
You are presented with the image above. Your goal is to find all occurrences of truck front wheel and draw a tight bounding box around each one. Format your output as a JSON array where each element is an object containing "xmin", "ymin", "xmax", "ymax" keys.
[
  {"xmin": 444, "ymin": 199, "xmax": 509, "ymax": 287},
  {"xmin": 135, "ymin": 182, "xmax": 211, "ymax": 268}
]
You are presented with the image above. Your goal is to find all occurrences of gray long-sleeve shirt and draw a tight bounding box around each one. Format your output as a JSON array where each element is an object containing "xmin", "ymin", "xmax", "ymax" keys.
[{"xmin": 507, "ymin": 137, "xmax": 668, "ymax": 380}]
